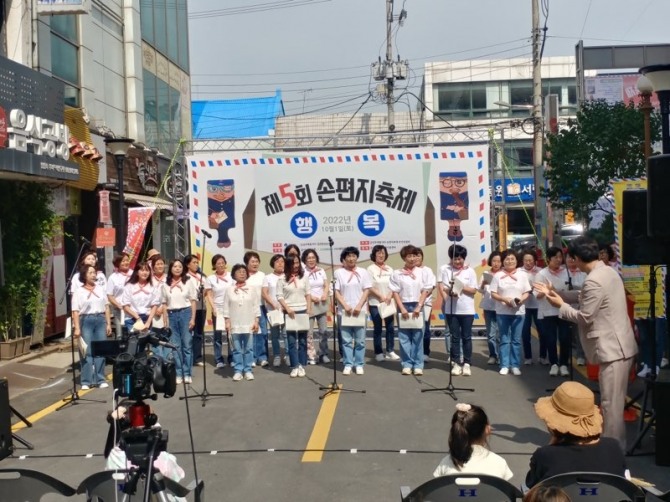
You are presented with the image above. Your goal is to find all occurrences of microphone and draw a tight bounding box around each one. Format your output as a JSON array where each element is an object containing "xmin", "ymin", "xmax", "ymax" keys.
[
  {"xmin": 149, "ymin": 335, "xmax": 177, "ymax": 350},
  {"xmin": 81, "ymin": 236, "xmax": 92, "ymax": 245},
  {"xmin": 328, "ymin": 236, "xmax": 334, "ymax": 246},
  {"xmin": 202, "ymin": 229, "xmax": 212, "ymax": 238}
]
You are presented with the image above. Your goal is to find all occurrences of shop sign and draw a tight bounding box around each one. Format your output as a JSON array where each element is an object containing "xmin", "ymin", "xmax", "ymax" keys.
[
  {"xmin": 493, "ymin": 177, "xmax": 535, "ymax": 203},
  {"xmin": 6, "ymin": 108, "xmax": 70, "ymax": 160}
]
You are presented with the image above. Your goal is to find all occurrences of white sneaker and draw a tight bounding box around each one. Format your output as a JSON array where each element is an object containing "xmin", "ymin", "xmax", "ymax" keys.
[
  {"xmin": 375, "ymin": 353, "xmax": 385, "ymax": 362},
  {"xmin": 99, "ymin": 382, "xmax": 109, "ymax": 389},
  {"xmin": 195, "ymin": 361, "xmax": 204, "ymax": 367},
  {"xmin": 260, "ymin": 360, "xmax": 269, "ymax": 367},
  {"xmin": 251, "ymin": 362, "xmax": 257, "ymax": 368},
  {"xmin": 487, "ymin": 356, "xmax": 498, "ymax": 365},
  {"xmin": 81, "ymin": 384, "xmax": 91, "ymax": 390},
  {"xmin": 401, "ymin": 367, "xmax": 412, "ymax": 375},
  {"xmin": 462, "ymin": 363, "xmax": 471, "ymax": 376},
  {"xmin": 386, "ymin": 351, "xmax": 400, "ymax": 361},
  {"xmin": 289, "ymin": 367, "xmax": 299, "ymax": 378},
  {"xmin": 511, "ymin": 367, "xmax": 522, "ymax": 376},
  {"xmin": 540, "ymin": 358, "xmax": 550, "ymax": 366},
  {"xmin": 549, "ymin": 364, "xmax": 559, "ymax": 376},
  {"xmin": 524, "ymin": 358, "xmax": 533, "ymax": 366},
  {"xmin": 185, "ymin": 376, "xmax": 193, "ymax": 384},
  {"xmin": 175, "ymin": 376, "xmax": 183, "ymax": 384},
  {"xmin": 321, "ymin": 355, "xmax": 331, "ymax": 364},
  {"xmin": 413, "ymin": 368, "xmax": 423, "ymax": 376},
  {"xmin": 307, "ymin": 359, "xmax": 317, "ymax": 365},
  {"xmin": 451, "ymin": 364, "xmax": 463, "ymax": 376},
  {"xmin": 662, "ymin": 357, "xmax": 669, "ymax": 368},
  {"xmin": 232, "ymin": 373, "xmax": 243, "ymax": 381},
  {"xmin": 423, "ymin": 354, "xmax": 430, "ymax": 362},
  {"xmin": 355, "ymin": 366, "xmax": 364, "ymax": 375},
  {"xmin": 343, "ymin": 366, "xmax": 352, "ymax": 375},
  {"xmin": 499, "ymin": 367, "xmax": 509, "ymax": 375},
  {"xmin": 559, "ymin": 365, "xmax": 569, "ymax": 377},
  {"xmin": 284, "ymin": 356, "xmax": 290, "ymax": 366},
  {"xmin": 297, "ymin": 365, "xmax": 306, "ymax": 377},
  {"xmin": 636, "ymin": 365, "xmax": 659, "ymax": 378},
  {"xmin": 576, "ymin": 357, "xmax": 586, "ymax": 366},
  {"xmin": 244, "ymin": 372, "xmax": 254, "ymax": 381},
  {"xmin": 216, "ymin": 362, "xmax": 226, "ymax": 369},
  {"xmin": 273, "ymin": 356, "xmax": 281, "ymax": 367}
]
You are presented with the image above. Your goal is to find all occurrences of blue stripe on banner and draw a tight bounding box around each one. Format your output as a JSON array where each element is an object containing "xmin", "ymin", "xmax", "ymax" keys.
[
  {"xmin": 479, "ymin": 216, "xmax": 485, "ymax": 225},
  {"xmin": 380, "ymin": 155, "xmax": 386, "ymax": 161},
  {"xmin": 398, "ymin": 154, "xmax": 404, "ymax": 160},
  {"xmin": 192, "ymin": 185, "xmax": 198, "ymax": 193},
  {"xmin": 278, "ymin": 158, "xmax": 283, "ymax": 164},
  {"xmin": 345, "ymin": 156, "xmax": 351, "ymax": 162},
  {"xmin": 479, "ymin": 189, "xmax": 484, "ymax": 197},
  {"xmin": 450, "ymin": 152, "xmax": 457, "ymax": 158},
  {"xmin": 433, "ymin": 152, "xmax": 439, "ymax": 159},
  {"xmin": 415, "ymin": 153, "xmax": 421, "ymax": 159},
  {"xmin": 225, "ymin": 160, "xmax": 231, "ymax": 166},
  {"xmin": 478, "ymin": 160, "xmax": 483, "ymax": 170},
  {"xmin": 193, "ymin": 211, "xmax": 199, "ymax": 220},
  {"xmin": 190, "ymin": 161, "xmax": 197, "ymax": 167},
  {"xmin": 328, "ymin": 156, "xmax": 334, "ymax": 162},
  {"xmin": 242, "ymin": 159, "xmax": 248, "ymax": 165},
  {"xmin": 311, "ymin": 157, "xmax": 317, "ymax": 163},
  {"xmin": 363, "ymin": 155, "xmax": 369, "ymax": 161},
  {"xmin": 260, "ymin": 158, "xmax": 266, "ymax": 164},
  {"xmin": 481, "ymin": 244, "xmax": 486, "ymax": 254},
  {"xmin": 468, "ymin": 152, "xmax": 474, "ymax": 158},
  {"xmin": 196, "ymin": 239, "xmax": 201, "ymax": 248},
  {"xmin": 294, "ymin": 157, "xmax": 300, "ymax": 163}
]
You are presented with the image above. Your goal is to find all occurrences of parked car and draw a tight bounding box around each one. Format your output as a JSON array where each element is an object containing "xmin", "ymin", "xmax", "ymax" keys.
[{"xmin": 559, "ymin": 223, "xmax": 584, "ymax": 243}]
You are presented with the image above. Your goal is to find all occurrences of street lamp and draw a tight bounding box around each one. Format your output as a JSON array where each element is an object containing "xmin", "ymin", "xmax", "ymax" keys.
[
  {"xmin": 637, "ymin": 75, "xmax": 654, "ymax": 160},
  {"xmin": 640, "ymin": 65, "xmax": 670, "ymax": 154},
  {"xmin": 104, "ymin": 137, "xmax": 134, "ymax": 252}
]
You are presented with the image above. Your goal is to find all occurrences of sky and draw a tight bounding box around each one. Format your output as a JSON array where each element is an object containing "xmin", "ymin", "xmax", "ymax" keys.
[{"xmin": 187, "ymin": 0, "xmax": 670, "ymax": 117}]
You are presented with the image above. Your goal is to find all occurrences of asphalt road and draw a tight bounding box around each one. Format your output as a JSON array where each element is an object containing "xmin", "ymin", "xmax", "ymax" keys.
[{"xmin": 2, "ymin": 336, "xmax": 668, "ymax": 501}]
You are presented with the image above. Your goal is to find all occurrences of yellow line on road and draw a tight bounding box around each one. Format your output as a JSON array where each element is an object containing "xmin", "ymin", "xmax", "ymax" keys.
[
  {"xmin": 302, "ymin": 386, "xmax": 341, "ymax": 462},
  {"xmin": 11, "ymin": 388, "xmax": 97, "ymax": 433}
]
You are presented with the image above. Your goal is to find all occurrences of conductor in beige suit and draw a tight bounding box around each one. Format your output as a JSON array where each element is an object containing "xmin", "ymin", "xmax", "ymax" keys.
[{"xmin": 534, "ymin": 237, "xmax": 637, "ymax": 451}]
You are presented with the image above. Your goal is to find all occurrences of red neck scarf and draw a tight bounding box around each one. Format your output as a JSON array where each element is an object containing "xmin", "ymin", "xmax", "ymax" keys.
[
  {"xmin": 134, "ymin": 282, "xmax": 151, "ymax": 295},
  {"xmin": 502, "ymin": 269, "xmax": 517, "ymax": 281},
  {"xmin": 234, "ymin": 281, "xmax": 248, "ymax": 293},
  {"xmin": 83, "ymin": 285, "xmax": 98, "ymax": 299},
  {"xmin": 216, "ymin": 273, "xmax": 229, "ymax": 283},
  {"xmin": 346, "ymin": 269, "xmax": 360, "ymax": 283},
  {"xmin": 401, "ymin": 267, "xmax": 416, "ymax": 280}
]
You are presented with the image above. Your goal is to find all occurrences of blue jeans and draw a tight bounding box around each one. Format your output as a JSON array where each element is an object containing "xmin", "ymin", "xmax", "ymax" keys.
[
  {"xmin": 341, "ymin": 325, "xmax": 366, "ymax": 368},
  {"xmin": 484, "ymin": 310, "xmax": 498, "ymax": 359},
  {"xmin": 168, "ymin": 307, "xmax": 192, "ymax": 378},
  {"xmin": 191, "ymin": 309, "xmax": 205, "ymax": 364},
  {"xmin": 270, "ymin": 324, "xmax": 288, "ymax": 357},
  {"xmin": 231, "ymin": 333, "xmax": 253, "ymax": 374},
  {"xmin": 370, "ymin": 305, "xmax": 395, "ymax": 354},
  {"xmin": 287, "ymin": 331, "xmax": 307, "ymax": 368},
  {"xmin": 522, "ymin": 307, "xmax": 542, "ymax": 360},
  {"xmin": 497, "ymin": 314, "xmax": 523, "ymax": 369},
  {"xmin": 211, "ymin": 314, "xmax": 233, "ymax": 364},
  {"xmin": 446, "ymin": 314, "xmax": 474, "ymax": 365},
  {"xmin": 80, "ymin": 314, "xmax": 107, "ymax": 386},
  {"xmin": 636, "ymin": 318, "xmax": 667, "ymax": 368},
  {"xmin": 540, "ymin": 316, "xmax": 571, "ymax": 365},
  {"xmin": 398, "ymin": 302, "xmax": 423, "ymax": 370},
  {"xmin": 254, "ymin": 306, "xmax": 269, "ymax": 363}
]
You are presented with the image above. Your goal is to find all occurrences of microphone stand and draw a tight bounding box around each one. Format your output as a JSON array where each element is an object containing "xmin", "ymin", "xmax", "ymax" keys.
[
  {"xmin": 180, "ymin": 230, "xmax": 232, "ymax": 406},
  {"xmin": 57, "ymin": 238, "xmax": 105, "ymax": 411},
  {"xmin": 422, "ymin": 274, "xmax": 474, "ymax": 400},
  {"xmin": 319, "ymin": 236, "xmax": 365, "ymax": 399}
]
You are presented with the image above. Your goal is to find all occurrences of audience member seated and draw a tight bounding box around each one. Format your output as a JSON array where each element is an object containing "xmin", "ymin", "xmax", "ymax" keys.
[
  {"xmin": 434, "ymin": 403, "xmax": 513, "ymax": 481},
  {"xmin": 525, "ymin": 381, "xmax": 626, "ymax": 488},
  {"xmin": 523, "ymin": 484, "xmax": 571, "ymax": 502}
]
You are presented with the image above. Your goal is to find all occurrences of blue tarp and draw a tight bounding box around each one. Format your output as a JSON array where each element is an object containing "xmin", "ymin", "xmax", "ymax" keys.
[{"xmin": 192, "ymin": 90, "xmax": 285, "ymax": 139}]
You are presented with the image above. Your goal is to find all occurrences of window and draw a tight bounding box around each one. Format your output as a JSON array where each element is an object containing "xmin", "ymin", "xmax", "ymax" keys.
[
  {"xmin": 50, "ymin": 15, "xmax": 79, "ymax": 107},
  {"xmin": 141, "ymin": 0, "xmax": 154, "ymax": 46},
  {"xmin": 141, "ymin": 0, "xmax": 189, "ymax": 71},
  {"xmin": 177, "ymin": 0, "xmax": 189, "ymax": 71},
  {"xmin": 144, "ymin": 70, "xmax": 158, "ymax": 147},
  {"xmin": 154, "ymin": 0, "xmax": 167, "ymax": 54}
]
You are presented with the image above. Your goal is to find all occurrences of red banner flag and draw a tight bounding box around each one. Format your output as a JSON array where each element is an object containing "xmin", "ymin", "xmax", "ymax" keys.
[
  {"xmin": 98, "ymin": 190, "xmax": 111, "ymax": 224},
  {"xmin": 125, "ymin": 207, "xmax": 155, "ymax": 269}
]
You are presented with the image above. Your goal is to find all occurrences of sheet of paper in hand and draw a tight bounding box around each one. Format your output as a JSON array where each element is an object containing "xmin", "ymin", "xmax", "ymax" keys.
[
  {"xmin": 340, "ymin": 312, "xmax": 368, "ymax": 327},
  {"xmin": 285, "ymin": 313, "xmax": 310, "ymax": 331}
]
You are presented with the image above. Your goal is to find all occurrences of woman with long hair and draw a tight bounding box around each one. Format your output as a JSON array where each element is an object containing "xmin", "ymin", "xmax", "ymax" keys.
[
  {"xmin": 245, "ymin": 251, "xmax": 268, "ymax": 367},
  {"xmin": 72, "ymin": 264, "xmax": 112, "ymax": 389},
  {"xmin": 302, "ymin": 248, "xmax": 330, "ymax": 364},
  {"xmin": 164, "ymin": 259, "xmax": 197, "ymax": 384},
  {"xmin": 277, "ymin": 254, "xmax": 311, "ymax": 378},
  {"xmin": 223, "ymin": 263, "xmax": 260, "ymax": 381},
  {"xmin": 206, "ymin": 254, "xmax": 232, "ymax": 368},
  {"xmin": 106, "ymin": 252, "xmax": 131, "ymax": 339},
  {"xmin": 184, "ymin": 254, "xmax": 207, "ymax": 367},
  {"xmin": 149, "ymin": 255, "xmax": 168, "ymax": 328},
  {"xmin": 121, "ymin": 261, "xmax": 160, "ymax": 333},
  {"xmin": 71, "ymin": 250, "xmax": 106, "ymax": 296}
]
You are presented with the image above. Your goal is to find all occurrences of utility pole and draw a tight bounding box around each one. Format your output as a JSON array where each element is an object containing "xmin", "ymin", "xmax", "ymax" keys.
[
  {"xmin": 531, "ymin": 0, "xmax": 545, "ymax": 248},
  {"xmin": 372, "ymin": 0, "xmax": 408, "ymax": 134}
]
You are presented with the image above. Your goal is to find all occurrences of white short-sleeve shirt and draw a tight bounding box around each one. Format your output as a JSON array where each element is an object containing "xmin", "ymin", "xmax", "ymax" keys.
[
  {"xmin": 440, "ymin": 265, "xmax": 478, "ymax": 315},
  {"xmin": 490, "ymin": 269, "xmax": 532, "ymax": 316},
  {"xmin": 334, "ymin": 266, "xmax": 372, "ymax": 314}
]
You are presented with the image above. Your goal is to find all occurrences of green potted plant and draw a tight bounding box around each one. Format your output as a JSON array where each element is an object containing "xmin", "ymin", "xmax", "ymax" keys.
[{"xmin": 0, "ymin": 181, "xmax": 56, "ymax": 359}]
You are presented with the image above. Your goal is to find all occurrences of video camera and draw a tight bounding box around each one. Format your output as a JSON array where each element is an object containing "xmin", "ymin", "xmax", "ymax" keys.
[{"xmin": 92, "ymin": 327, "xmax": 177, "ymax": 401}]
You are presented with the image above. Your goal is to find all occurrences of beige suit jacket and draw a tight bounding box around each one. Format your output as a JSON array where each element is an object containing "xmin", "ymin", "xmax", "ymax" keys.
[{"xmin": 559, "ymin": 261, "xmax": 637, "ymax": 364}]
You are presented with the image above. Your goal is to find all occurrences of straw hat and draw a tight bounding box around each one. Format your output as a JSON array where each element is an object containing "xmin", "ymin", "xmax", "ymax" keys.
[{"xmin": 534, "ymin": 381, "xmax": 603, "ymax": 438}]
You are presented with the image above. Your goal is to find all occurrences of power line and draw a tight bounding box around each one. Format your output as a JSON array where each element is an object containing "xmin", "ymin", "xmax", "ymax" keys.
[{"xmin": 189, "ymin": 0, "xmax": 331, "ymax": 19}]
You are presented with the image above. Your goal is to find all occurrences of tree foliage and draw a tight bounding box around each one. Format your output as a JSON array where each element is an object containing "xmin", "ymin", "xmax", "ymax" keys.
[{"xmin": 542, "ymin": 99, "xmax": 661, "ymax": 221}]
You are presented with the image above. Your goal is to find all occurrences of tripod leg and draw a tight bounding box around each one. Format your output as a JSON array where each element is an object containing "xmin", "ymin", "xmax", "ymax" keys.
[
  {"xmin": 12, "ymin": 433, "xmax": 34, "ymax": 450},
  {"xmin": 10, "ymin": 405, "xmax": 32, "ymax": 427}
]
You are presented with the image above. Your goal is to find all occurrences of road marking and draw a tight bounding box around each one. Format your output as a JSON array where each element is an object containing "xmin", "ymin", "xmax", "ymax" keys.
[
  {"xmin": 11, "ymin": 389, "xmax": 95, "ymax": 432},
  {"xmin": 302, "ymin": 386, "xmax": 341, "ymax": 462}
]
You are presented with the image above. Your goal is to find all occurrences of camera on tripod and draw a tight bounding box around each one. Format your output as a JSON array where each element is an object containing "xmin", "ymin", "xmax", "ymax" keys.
[{"xmin": 92, "ymin": 327, "xmax": 177, "ymax": 401}]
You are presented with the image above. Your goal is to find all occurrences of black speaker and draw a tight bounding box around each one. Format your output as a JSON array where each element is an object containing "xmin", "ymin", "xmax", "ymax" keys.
[
  {"xmin": 654, "ymin": 369, "xmax": 670, "ymax": 466},
  {"xmin": 647, "ymin": 154, "xmax": 670, "ymax": 238},
  {"xmin": 0, "ymin": 378, "xmax": 12, "ymax": 461},
  {"xmin": 622, "ymin": 190, "xmax": 670, "ymax": 266}
]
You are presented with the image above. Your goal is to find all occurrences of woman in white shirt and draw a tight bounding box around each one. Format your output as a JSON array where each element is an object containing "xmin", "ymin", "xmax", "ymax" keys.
[
  {"xmin": 106, "ymin": 252, "xmax": 131, "ymax": 339},
  {"xmin": 184, "ymin": 254, "xmax": 207, "ymax": 368},
  {"xmin": 535, "ymin": 247, "xmax": 572, "ymax": 377},
  {"xmin": 122, "ymin": 261, "xmax": 160, "ymax": 333},
  {"xmin": 72, "ymin": 264, "xmax": 112, "ymax": 389},
  {"xmin": 71, "ymin": 250, "xmax": 106, "ymax": 296},
  {"xmin": 439, "ymin": 244, "xmax": 478, "ymax": 377},
  {"xmin": 206, "ymin": 254, "xmax": 232, "ymax": 368},
  {"xmin": 479, "ymin": 251, "xmax": 502, "ymax": 365},
  {"xmin": 277, "ymin": 255, "xmax": 312, "ymax": 378},
  {"xmin": 262, "ymin": 254, "xmax": 288, "ymax": 367},
  {"xmin": 302, "ymin": 248, "xmax": 330, "ymax": 364},
  {"xmin": 223, "ymin": 264, "xmax": 261, "ymax": 382},
  {"xmin": 367, "ymin": 245, "xmax": 398, "ymax": 362},
  {"xmin": 520, "ymin": 250, "xmax": 544, "ymax": 365},
  {"xmin": 245, "ymin": 251, "xmax": 268, "ymax": 367},
  {"xmin": 417, "ymin": 249, "xmax": 437, "ymax": 362},
  {"xmin": 490, "ymin": 250, "xmax": 531, "ymax": 375},
  {"xmin": 164, "ymin": 260, "xmax": 197, "ymax": 384}
]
